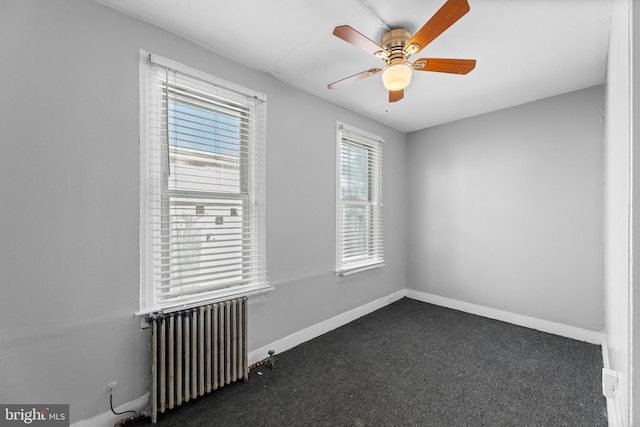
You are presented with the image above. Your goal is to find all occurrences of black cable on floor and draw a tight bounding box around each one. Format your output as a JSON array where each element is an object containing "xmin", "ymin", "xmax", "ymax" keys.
[{"xmin": 110, "ymin": 391, "xmax": 137, "ymax": 416}]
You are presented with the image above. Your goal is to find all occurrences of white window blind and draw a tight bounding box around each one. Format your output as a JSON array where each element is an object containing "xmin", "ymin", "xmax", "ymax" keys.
[
  {"xmin": 139, "ymin": 52, "xmax": 269, "ymax": 314},
  {"xmin": 336, "ymin": 122, "xmax": 384, "ymax": 276}
]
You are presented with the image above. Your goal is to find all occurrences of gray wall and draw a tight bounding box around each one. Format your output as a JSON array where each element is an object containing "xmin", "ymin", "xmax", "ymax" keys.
[
  {"xmin": 0, "ymin": 0, "xmax": 407, "ymax": 422},
  {"xmin": 406, "ymin": 86, "xmax": 604, "ymax": 331}
]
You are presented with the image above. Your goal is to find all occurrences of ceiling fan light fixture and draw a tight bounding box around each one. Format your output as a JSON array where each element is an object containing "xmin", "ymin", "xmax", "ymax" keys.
[
  {"xmin": 381, "ymin": 63, "xmax": 413, "ymax": 91},
  {"xmin": 327, "ymin": 0, "xmax": 475, "ymax": 100}
]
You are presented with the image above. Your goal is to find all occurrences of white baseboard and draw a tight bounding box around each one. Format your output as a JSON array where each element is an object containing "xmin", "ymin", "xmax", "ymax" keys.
[
  {"xmin": 405, "ymin": 289, "xmax": 602, "ymax": 344},
  {"xmin": 70, "ymin": 393, "xmax": 148, "ymax": 427},
  {"xmin": 248, "ymin": 289, "xmax": 407, "ymax": 365}
]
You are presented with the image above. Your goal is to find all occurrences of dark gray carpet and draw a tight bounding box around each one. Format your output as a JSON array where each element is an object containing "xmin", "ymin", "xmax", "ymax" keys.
[{"xmin": 128, "ymin": 298, "xmax": 607, "ymax": 426}]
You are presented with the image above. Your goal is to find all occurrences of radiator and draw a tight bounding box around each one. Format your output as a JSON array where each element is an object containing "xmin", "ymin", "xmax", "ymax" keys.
[{"xmin": 148, "ymin": 297, "xmax": 248, "ymax": 423}]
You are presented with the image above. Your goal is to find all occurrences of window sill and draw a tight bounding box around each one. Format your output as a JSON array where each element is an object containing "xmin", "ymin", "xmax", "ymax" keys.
[
  {"xmin": 336, "ymin": 262, "xmax": 384, "ymax": 277},
  {"xmin": 135, "ymin": 284, "xmax": 275, "ymax": 317}
]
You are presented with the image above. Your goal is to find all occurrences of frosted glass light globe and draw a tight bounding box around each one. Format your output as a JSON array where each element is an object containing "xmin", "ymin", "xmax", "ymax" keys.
[{"xmin": 381, "ymin": 63, "xmax": 413, "ymax": 91}]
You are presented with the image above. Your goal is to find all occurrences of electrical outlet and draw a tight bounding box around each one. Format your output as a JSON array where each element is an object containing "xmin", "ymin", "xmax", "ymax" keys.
[
  {"xmin": 602, "ymin": 368, "xmax": 618, "ymax": 398},
  {"xmin": 108, "ymin": 381, "xmax": 118, "ymax": 391}
]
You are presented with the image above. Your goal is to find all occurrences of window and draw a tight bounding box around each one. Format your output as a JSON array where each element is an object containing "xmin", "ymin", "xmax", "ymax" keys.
[
  {"xmin": 336, "ymin": 122, "xmax": 384, "ymax": 275},
  {"xmin": 139, "ymin": 52, "xmax": 269, "ymax": 314}
]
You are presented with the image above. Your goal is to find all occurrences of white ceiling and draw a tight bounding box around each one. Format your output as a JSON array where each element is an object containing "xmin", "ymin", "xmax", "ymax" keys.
[{"xmin": 93, "ymin": 0, "xmax": 613, "ymax": 133}]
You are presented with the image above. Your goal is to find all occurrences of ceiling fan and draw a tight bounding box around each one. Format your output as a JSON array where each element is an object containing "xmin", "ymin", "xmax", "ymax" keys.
[{"xmin": 327, "ymin": 0, "xmax": 476, "ymax": 103}]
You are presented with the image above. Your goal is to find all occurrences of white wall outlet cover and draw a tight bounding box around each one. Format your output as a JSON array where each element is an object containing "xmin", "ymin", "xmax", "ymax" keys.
[{"xmin": 602, "ymin": 368, "xmax": 618, "ymax": 399}]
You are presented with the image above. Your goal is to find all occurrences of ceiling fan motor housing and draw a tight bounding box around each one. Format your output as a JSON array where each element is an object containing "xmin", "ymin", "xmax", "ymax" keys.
[{"xmin": 380, "ymin": 28, "xmax": 412, "ymax": 66}]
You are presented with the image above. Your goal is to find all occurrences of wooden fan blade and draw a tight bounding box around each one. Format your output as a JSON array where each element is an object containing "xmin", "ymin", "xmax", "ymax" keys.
[
  {"xmin": 414, "ymin": 58, "xmax": 476, "ymax": 74},
  {"xmin": 406, "ymin": 0, "xmax": 470, "ymax": 55},
  {"xmin": 333, "ymin": 25, "xmax": 384, "ymax": 56},
  {"xmin": 328, "ymin": 68, "xmax": 382, "ymax": 90},
  {"xmin": 389, "ymin": 89, "xmax": 404, "ymax": 103}
]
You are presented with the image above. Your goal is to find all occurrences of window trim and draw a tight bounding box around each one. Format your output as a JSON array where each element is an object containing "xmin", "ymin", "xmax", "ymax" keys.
[
  {"xmin": 137, "ymin": 51, "xmax": 271, "ymax": 316},
  {"xmin": 335, "ymin": 121, "xmax": 384, "ymax": 276}
]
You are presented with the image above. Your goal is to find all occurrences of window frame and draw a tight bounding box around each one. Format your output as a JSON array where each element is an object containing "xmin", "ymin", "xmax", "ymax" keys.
[
  {"xmin": 138, "ymin": 51, "xmax": 270, "ymax": 315},
  {"xmin": 335, "ymin": 122, "xmax": 384, "ymax": 276}
]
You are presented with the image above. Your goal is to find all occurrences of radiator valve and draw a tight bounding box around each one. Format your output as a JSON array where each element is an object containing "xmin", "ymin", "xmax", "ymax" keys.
[{"xmin": 267, "ymin": 350, "xmax": 276, "ymax": 370}]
